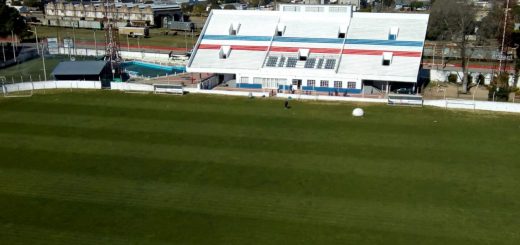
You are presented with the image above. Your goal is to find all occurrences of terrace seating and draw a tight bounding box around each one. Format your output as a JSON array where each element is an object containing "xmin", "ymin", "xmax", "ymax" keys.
[
  {"xmin": 278, "ymin": 56, "xmax": 286, "ymax": 67},
  {"xmin": 286, "ymin": 57, "xmax": 298, "ymax": 68},
  {"xmin": 304, "ymin": 58, "xmax": 316, "ymax": 68},
  {"xmin": 324, "ymin": 59, "xmax": 336, "ymax": 69},
  {"xmin": 316, "ymin": 58, "xmax": 324, "ymax": 69},
  {"xmin": 265, "ymin": 56, "xmax": 279, "ymax": 67}
]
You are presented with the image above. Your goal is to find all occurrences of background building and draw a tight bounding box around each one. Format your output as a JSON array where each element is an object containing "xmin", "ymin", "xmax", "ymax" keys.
[
  {"xmin": 187, "ymin": 5, "xmax": 429, "ymax": 94},
  {"xmin": 44, "ymin": 2, "xmax": 183, "ymax": 27}
]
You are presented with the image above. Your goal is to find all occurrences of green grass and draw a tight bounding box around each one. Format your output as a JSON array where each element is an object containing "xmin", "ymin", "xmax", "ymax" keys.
[
  {"xmin": 0, "ymin": 91, "xmax": 519, "ymax": 244},
  {"xmin": 0, "ymin": 55, "xmax": 96, "ymax": 82},
  {"xmin": 31, "ymin": 26, "xmax": 199, "ymax": 49}
]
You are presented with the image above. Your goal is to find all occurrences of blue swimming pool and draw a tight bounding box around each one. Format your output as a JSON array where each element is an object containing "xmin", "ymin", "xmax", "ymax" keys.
[{"xmin": 122, "ymin": 61, "xmax": 186, "ymax": 78}]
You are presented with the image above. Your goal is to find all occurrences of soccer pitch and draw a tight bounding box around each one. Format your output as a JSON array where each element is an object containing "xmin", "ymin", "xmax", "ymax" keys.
[{"xmin": 0, "ymin": 91, "xmax": 519, "ymax": 244}]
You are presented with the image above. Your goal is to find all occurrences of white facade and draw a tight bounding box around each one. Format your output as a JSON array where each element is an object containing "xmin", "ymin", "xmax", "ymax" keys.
[{"xmin": 187, "ymin": 5, "xmax": 429, "ymax": 94}]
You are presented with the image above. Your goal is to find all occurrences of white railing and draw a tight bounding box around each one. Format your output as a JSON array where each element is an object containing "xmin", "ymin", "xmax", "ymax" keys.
[
  {"xmin": 3, "ymin": 81, "xmax": 101, "ymax": 93},
  {"xmin": 3, "ymin": 81, "xmax": 520, "ymax": 114}
]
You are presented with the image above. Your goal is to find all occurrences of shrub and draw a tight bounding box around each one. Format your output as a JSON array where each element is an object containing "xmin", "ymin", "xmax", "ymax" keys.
[{"xmin": 447, "ymin": 74, "xmax": 458, "ymax": 83}]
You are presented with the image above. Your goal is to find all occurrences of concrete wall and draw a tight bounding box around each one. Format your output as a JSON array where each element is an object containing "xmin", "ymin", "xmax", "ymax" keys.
[
  {"xmin": 428, "ymin": 68, "xmax": 519, "ymax": 87},
  {"xmin": 3, "ymin": 81, "xmax": 520, "ymax": 114},
  {"xmin": 57, "ymin": 47, "xmax": 185, "ymax": 65}
]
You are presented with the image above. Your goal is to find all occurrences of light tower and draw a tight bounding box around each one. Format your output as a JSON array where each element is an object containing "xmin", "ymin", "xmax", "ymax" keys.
[{"xmin": 103, "ymin": 0, "xmax": 122, "ymax": 80}]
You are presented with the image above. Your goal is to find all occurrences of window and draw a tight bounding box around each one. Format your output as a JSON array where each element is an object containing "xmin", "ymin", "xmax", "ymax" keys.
[
  {"xmin": 240, "ymin": 77, "xmax": 249, "ymax": 83},
  {"xmin": 219, "ymin": 46, "xmax": 231, "ymax": 59},
  {"xmin": 320, "ymin": 80, "xmax": 329, "ymax": 87},
  {"xmin": 298, "ymin": 49, "xmax": 309, "ymax": 61},
  {"xmin": 334, "ymin": 81, "xmax": 342, "ymax": 88},
  {"xmin": 329, "ymin": 6, "xmax": 348, "ymax": 13},
  {"xmin": 306, "ymin": 6, "xmax": 324, "ymax": 12},
  {"xmin": 282, "ymin": 6, "xmax": 300, "ymax": 12},
  {"xmin": 347, "ymin": 82, "xmax": 356, "ymax": 89},
  {"xmin": 338, "ymin": 25, "xmax": 347, "ymax": 39},
  {"xmin": 389, "ymin": 26, "xmax": 399, "ymax": 40},
  {"xmin": 307, "ymin": 80, "xmax": 315, "ymax": 87},
  {"xmin": 276, "ymin": 24, "xmax": 285, "ymax": 36},
  {"xmin": 382, "ymin": 52, "xmax": 393, "ymax": 66},
  {"xmin": 292, "ymin": 80, "xmax": 299, "ymax": 85},
  {"xmin": 229, "ymin": 23, "xmax": 240, "ymax": 35}
]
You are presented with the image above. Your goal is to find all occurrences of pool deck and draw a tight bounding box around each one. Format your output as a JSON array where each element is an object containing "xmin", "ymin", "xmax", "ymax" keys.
[{"xmin": 131, "ymin": 73, "xmax": 213, "ymax": 88}]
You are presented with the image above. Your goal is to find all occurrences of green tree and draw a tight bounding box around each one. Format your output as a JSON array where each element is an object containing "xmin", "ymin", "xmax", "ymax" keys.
[
  {"xmin": 181, "ymin": 3, "xmax": 193, "ymax": 14},
  {"xmin": 223, "ymin": 5, "xmax": 236, "ymax": 10},
  {"xmin": 0, "ymin": 4, "xmax": 28, "ymax": 38},
  {"xmin": 192, "ymin": 3, "xmax": 206, "ymax": 16},
  {"xmin": 428, "ymin": 0, "xmax": 477, "ymax": 93},
  {"xmin": 24, "ymin": 0, "xmax": 42, "ymax": 8}
]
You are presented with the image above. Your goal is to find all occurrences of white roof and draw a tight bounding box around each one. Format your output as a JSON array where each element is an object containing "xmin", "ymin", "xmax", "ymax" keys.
[{"xmin": 187, "ymin": 9, "xmax": 429, "ymax": 83}]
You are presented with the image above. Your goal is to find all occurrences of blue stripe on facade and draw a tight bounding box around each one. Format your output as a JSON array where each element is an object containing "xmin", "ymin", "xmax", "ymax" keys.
[
  {"xmin": 272, "ymin": 36, "xmax": 344, "ymax": 44},
  {"xmin": 302, "ymin": 86, "xmax": 362, "ymax": 94},
  {"xmin": 275, "ymin": 85, "xmax": 361, "ymax": 94},
  {"xmin": 203, "ymin": 35, "xmax": 423, "ymax": 47},
  {"xmin": 236, "ymin": 83, "xmax": 262, "ymax": 89},
  {"xmin": 345, "ymin": 39, "xmax": 423, "ymax": 47},
  {"xmin": 203, "ymin": 35, "xmax": 271, "ymax": 41}
]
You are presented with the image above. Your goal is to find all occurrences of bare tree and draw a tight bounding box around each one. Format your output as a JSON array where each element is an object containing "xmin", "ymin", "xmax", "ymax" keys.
[{"xmin": 428, "ymin": 0, "xmax": 477, "ymax": 93}]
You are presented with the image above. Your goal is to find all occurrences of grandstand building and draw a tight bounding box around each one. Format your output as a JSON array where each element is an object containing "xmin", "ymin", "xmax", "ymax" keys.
[{"xmin": 187, "ymin": 5, "xmax": 429, "ymax": 94}]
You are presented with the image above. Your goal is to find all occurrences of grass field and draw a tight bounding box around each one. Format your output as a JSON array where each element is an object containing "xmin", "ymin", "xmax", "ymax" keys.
[
  {"xmin": 0, "ymin": 91, "xmax": 519, "ymax": 244},
  {"xmin": 0, "ymin": 55, "xmax": 96, "ymax": 82},
  {"xmin": 30, "ymin": 26, "xmax": 199, "ymax": 49}
]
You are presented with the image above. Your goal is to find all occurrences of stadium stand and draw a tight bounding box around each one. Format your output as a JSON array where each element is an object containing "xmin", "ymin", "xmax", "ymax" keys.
[{"xmin": 187, "ymin": 5, "xmax": 429, "ymax": 94}]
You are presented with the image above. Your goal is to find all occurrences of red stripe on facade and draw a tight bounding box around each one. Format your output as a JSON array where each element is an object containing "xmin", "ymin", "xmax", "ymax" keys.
[
  {"xmin": 198, "ymin": 44, "xmax": 222, "ymax": 49},
  {"xmin": 198, "ymin": 44, "xmax": 422, "ymax": 57},
  {"xmin": 342, "ymin": 49, "xmax": 422, "ymax": 57}
]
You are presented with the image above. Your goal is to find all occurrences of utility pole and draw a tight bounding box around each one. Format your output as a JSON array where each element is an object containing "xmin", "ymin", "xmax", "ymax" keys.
[
  {"xmin": 94, "ymin": 30, "xmax": 97, "ymax": 56},
  {"xmin": 499, "ymin": 0, "xmax": 510, "ymax": 74},
  {"xmin": 11, "ymin": 30, "xmax": 17, "ymax": 63},
  {"xmin": 32, "ymin": 27, "xmax": 47, "ymax": 81},
  {"xmin": 34, "ymin": 27, "xmax": 40, "ymax": 55},
  {"xmin": 2, "ymin": 43, "xmax": 5, "ymax": 63},
  {"xmin": 72, "ymin": 22, "xmax": 77, "ymax": 57}
]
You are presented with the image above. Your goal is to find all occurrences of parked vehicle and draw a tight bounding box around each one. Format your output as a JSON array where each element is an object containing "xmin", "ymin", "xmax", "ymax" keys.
[{"xmin": 118, "ymin": 27, "xmax": 150, "ymax": 38}]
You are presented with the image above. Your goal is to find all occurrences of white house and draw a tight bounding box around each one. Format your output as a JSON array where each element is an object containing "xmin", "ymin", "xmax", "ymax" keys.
[{"xmin": 187, "ymin": 5, "xmax": 429, "ymax": 94}]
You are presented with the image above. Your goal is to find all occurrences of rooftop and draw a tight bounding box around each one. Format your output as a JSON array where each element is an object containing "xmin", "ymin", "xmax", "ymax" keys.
[{"xmin": 52, "ymin": 61, "xmax": 107, "ymax": 76}]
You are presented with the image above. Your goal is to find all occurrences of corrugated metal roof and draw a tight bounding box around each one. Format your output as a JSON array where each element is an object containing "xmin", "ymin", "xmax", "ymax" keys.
[{"xmin": 52, "ymin": 61, "xmax": 107, "ymax": 76}]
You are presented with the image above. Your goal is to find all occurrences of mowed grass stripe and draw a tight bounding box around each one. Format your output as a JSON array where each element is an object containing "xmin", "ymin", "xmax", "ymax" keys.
[
  {"xmin": 1, "ymin": 109, "xmax": 517, "ymax": 151},
  {"xmin": 1, "ymin": 120, "xmax": 514, "ymax": 164},
  {"xmin": 0, "ymin": 223, "xmax": 171, "ymax": 245},
  {"xmin": 1, "ymin": 92, "xmax": 520, "ymax": 244},
  {"xmin": 0, "ymin": 129, "xmax": 518, "ymax": 210},
  {"xmin": 0, "ymin": 167, "xmax": 515, "ymax": 243},
  {"xmin": 0, "ymin": 128, "xmax": 518, "ymax": 195},
  {"xmin": 0, "ymin": 96, "xmax": 485, "ymax": 138},
  {"xmin": 1, "ymin": 145, "xmax": 517, "ymax": 213},
  {"xmin": 1, "ymin": 195, "xmax": 488, "ymax": 245}
]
